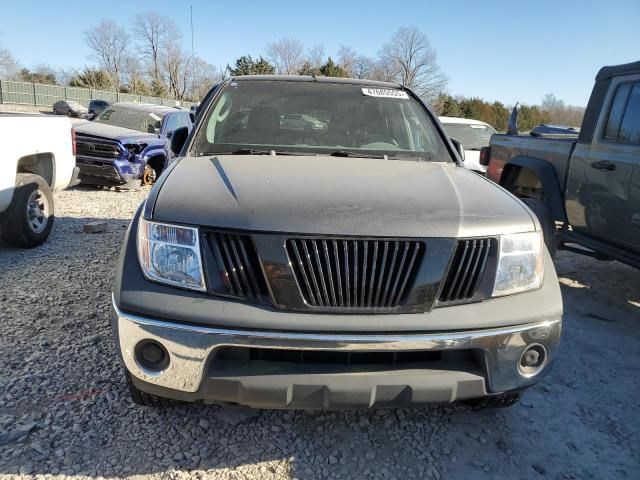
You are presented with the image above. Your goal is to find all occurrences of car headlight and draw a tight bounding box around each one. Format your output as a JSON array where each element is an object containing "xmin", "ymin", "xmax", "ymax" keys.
[
  {"xmin": 137, "ymin": 217, "xmax": 206, "ymax": 291},
  {"xmin": 493, "ymin": 231, "xmax": 544, "ymax": 297}
]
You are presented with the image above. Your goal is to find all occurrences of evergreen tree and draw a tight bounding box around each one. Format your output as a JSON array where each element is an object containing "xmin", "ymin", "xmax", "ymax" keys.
[
  {"xmin": 439, "ymin": 94, "xmax": 461, "ymax": 117},
  {"xmin": 228, "ymin": 55, "xmax": 275, "ymax": 76},
  {"xmin": 68, "ymin": 68, "xmax": 113, "ymax": 90},
  {"xmin": 319, "ymin": 57, "xmax": 347, "ymax": 78},
  {"xmin": 19, "ymin": 66, "xmax": 57, "ymax": 85},
  {"xmin": 298, "ymin": 62, "xmax": 321, "ymax": 76}
]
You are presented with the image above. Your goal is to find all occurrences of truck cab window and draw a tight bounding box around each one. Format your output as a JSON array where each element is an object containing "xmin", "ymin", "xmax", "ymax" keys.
[
  {"xmin": 604, "ymin": 83, "xmax": 632, "ymax": 140},
  {"xmin": 618, "ymin": 82, "xmax": 640, "ymax": 144}
]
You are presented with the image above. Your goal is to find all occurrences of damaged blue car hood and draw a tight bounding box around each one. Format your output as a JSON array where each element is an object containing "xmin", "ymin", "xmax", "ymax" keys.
[{"xmin": 74, "ymin": 121, "xmax": 162, "ymax": 145}]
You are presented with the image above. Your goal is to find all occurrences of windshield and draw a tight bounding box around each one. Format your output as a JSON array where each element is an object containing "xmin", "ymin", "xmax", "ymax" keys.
[
  {"xmin": 94, "ymin": 106, "xmax": 163, "ymax": 133},
  {"xmin": 440, "ymin": 123, "xmax": 496, "ymax": 150},
  {"xmin": 192, "ymin": 81, "xmax": 452, "ymax": 161}
]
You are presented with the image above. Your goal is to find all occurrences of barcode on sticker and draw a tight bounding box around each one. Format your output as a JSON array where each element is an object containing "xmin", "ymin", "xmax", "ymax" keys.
[{"xmin": 362, "ymin": 88, "xmax": 409, "ymax": 99}]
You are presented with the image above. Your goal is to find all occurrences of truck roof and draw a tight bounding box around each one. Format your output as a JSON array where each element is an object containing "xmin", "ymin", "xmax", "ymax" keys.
[
  {"xmin": 596, "ymin": 60, "xmax": 640, "ymax": 81},
  {"xmin": 438, "ymin": 116, "xmax": 493, "ymax": 127},
  {"xmin": 112, "ymin": 102, "xmax": 181, "ymax": 113},
  {"xmin": 230, "ymin": 75, "xmax": 402, "ymax": 89}
]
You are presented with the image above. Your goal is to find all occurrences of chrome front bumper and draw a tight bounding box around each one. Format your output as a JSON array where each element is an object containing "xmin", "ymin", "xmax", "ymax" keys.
[{"xmin": 113, "ymin": 298, "xmax": 562, "ymax": 406}]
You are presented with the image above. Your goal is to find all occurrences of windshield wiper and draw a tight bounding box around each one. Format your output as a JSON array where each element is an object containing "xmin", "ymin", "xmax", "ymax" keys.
[
  {"xmin": 329, "ymin": 150, "xmax": 391, "ymax": 159},
  {"xmin": 201, "ymin": 148, "xmax": 310, "ymax": 156}
]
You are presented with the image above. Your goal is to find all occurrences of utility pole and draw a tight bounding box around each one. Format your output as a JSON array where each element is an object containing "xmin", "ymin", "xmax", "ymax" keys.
[
  {"xmin": 190, "ymin": 5, "xmax": 194, "ymax": 102},
  {"xmin": 190, "ymin": 5, "xmax": 194, "ymax": 55}
]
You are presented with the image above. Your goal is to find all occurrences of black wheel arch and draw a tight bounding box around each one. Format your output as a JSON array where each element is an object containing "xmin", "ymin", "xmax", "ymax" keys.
[
  {"xmin": 145, "ymin": 153, "xmax": 167, "ymax": 174},
  {"xmin": 17, "ymin": 153, "xmax": 56, "ymax": 187},
  {"xmin": 499, "ymin": 156, "xmax": 566, "ymax": 223}
]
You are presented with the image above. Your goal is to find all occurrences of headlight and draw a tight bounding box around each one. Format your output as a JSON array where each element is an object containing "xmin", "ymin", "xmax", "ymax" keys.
[
  {"xmin": 493, "ymin": 232, "xmax": 544, "ymax": 297},
  {"xmin": 137, "ymin": 217, "xmax": 206, "ymax": 291}
]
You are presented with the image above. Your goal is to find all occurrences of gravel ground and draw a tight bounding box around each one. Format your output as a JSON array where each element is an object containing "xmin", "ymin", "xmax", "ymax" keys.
[{"xmin": 1, "ymin": 186, "xmax": 639, "ymax": 480}]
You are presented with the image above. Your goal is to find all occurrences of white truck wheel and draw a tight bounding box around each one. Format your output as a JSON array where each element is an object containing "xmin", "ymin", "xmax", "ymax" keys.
[{"xmin": 0, "ymin": 174, "xmax": 55, "ymax": 248}]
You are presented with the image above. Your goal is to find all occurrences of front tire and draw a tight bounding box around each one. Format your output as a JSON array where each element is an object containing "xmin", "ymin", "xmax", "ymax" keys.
[
  {"xmin": 125, "ymin": 371, "xmax": 180, "ymax": 407},
  {"xmin": 0, "ymin": 174, "xmax": 54, "ymax": 248},
  {"xmin": 141, "ymin": 164, "xmax": 157, "ymax": 186},
  {"xmin": 464, "ymin": 392, "xmax": 523, "ymax": 410},
  {"xmin": 521, "ymin": 197, "xmax": 557, "ymax": 258}
]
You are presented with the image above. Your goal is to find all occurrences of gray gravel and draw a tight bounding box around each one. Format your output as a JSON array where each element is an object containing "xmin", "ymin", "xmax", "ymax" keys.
[{"xmin": 1, "ymin": 186, "xmax": 639, "ymax": 479}]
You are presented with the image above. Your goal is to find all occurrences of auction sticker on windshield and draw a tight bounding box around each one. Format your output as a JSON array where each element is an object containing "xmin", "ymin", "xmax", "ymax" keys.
[{"xmin": 362, "ymin": 88, "xmax": 409, "ymax": 99}]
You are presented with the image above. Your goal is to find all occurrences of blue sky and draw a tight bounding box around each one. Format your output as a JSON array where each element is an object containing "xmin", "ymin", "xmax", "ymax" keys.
[{"xmin": 1, "ymin": 0, "xmax": 638, "ymax": 106}]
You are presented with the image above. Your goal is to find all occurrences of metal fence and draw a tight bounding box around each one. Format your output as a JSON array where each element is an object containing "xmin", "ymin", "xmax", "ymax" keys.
[{"xmin": 0, "ymin": 79, "xmax": 196, "ymax": 110}]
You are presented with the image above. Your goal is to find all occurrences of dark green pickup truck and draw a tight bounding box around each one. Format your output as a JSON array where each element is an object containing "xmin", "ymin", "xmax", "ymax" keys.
[{"xmin": 484, "ymin": 61, "xmax": 640, "ymax": 268}]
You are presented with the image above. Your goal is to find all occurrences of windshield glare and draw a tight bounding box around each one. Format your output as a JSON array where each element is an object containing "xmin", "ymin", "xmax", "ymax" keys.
[
  {"xmin": 192, "ymin": 81, "xmax": 452, "ymax": 161},
  {"xmin": 95, "ymin": 106, "xmax": 162, "ymax": 133},
  {"xmin": 440, "ymin": 123, "xmax": 496, "ymax": 150}
]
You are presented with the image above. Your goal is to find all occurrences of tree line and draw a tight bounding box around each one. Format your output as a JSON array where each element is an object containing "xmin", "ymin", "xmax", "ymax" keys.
[
  {"xmin": 0, "ymin": 21, "xmax": 447, "ymax": 104},
  {"xmin": 0, "ymin": 17, "xmax": 583, "ymax": 128},
  {"xmin": 436, "ymin": 92, "xmax": 584, "ymax": 132},
  {"xmin": 0, "ymin": 12, "xmax": 226, "ymax": 101}
]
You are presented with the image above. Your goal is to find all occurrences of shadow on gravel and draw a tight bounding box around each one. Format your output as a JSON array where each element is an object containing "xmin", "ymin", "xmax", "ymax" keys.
[
  {"xmin": 555, "ymin": 252, "xmax": 640, "ymax": 327},
  {"xmin": 0, "ymin": 219, "xmax": 131, "ymax": 276}
]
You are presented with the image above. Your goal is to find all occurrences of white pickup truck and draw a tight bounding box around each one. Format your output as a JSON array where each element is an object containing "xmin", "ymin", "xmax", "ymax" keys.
[{"xmin": 0, "ymin": 114, "xmax": 79, "ymax": 247}]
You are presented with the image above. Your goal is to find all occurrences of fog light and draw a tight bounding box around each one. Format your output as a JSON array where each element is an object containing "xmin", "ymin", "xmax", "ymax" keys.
[
  {"xmin": 519, "ymin": 344, "xmax": 547, "ymax": 376},
  {"xmin": 134, "ymin": 340, "xmax": 170, "ymax": 373}
]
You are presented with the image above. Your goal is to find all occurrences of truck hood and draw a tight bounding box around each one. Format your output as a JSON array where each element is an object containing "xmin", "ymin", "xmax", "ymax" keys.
[
  {"xmin": 74, "ymin": 121, "xmax": 158, "ymax": 145},
  {"xmin": 151, "ymin": 155, "xmax": 536, "ymax": 238}
]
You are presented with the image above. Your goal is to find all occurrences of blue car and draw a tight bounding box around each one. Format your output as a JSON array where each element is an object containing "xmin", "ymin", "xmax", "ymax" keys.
[{"xmin": 74, "ymin": 103, "xmax": 193, "ymax": 187}]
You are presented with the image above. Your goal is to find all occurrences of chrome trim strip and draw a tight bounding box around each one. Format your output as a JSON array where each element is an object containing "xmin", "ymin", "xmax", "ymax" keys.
[
  {"xmin": 113, "ymin": 294, "xmax": 561, "ymax": 396},
  {"xmin": 113, "ymin": 297, "xmax": 559, "ymax": 345}
]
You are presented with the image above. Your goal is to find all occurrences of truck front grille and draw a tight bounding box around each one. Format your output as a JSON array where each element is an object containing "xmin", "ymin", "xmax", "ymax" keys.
[
  {"xmin": 207, "ymin": 232, "xmax": 268, "ymax": 300},
  {"xmin": 286, "ymin": 238, "xmax": 424, "ymax": 310},
  {"xmin": 76, "ymin": 137, "xmax": 121, "ymax": 159},
  {"xmin": 439, "ymin": 238, "xmax": 494, "ymax": 303}
]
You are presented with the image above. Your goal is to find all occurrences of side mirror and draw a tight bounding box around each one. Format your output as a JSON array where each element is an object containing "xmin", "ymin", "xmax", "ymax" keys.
[
  {"xmin": 507, "ymin": 103, "xmax": 519, "ymax": 135},
  {"xmin": 189, "ymin": 112, "xmax": 195, "ymax": 124},
  {"xmin": 450, "ymin": 137, "xmax": 465, "ymax": 162},
  {"xmin": 479, "ymin": 146, "xmax": 491, "ymax": 166},
  {"xmin": 170, "ymin": 126, "xmax": 189, "ymax": 156}
]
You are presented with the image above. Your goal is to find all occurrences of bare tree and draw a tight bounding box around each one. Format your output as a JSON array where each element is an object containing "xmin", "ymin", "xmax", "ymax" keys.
[
  {"xmin": 265, "ymin": 38, "xmax": 304, "ymax": 75},
  {"xmin": 338, "ymin": 45, "xmax": 357, "ymax": 77},
  {"xmin": 0, "ymin": 46, "xmax": 20, "ymax": 80},
  {"xmin": 121, "ymin": 56, "xmax": 150, "ymax": 95},
  {"xmin": 85, "ymin": 20, "xmax": 130, "ymax": 91},
  {"xmin": 189, "ymin": 57, "xmax": 227, "ymax": 100},
  {"xmin": 161, "ymin": 45, "xmax": 193, "ymax": 100},
  {"xmin": 349, "ymin": 56, "xmax": 379, "ymax": 79},
  {"xmin": 56, "ymin": 67, "xmax": 77, "ymax": 86},
  {"xmin": 541, "ymin": 93, "xmax": 584, "ymax": 126},
  {"xmin": 133, "ymin": 12, "xmax": 179, "ymax": 85},
  {"xmin": 379, "ymin": 27, "xmax": 448, "ymax": 103},
  {"xmin": 369, "ymin": 56, "xmax": 397, "ymax": 83},
  {"xmin": 306, "ymin": 44, "xmax": 325, "ymax": 70},
  {"xmin": 541, "ymin": 93, "xmax": 564, "ymax": 113}
]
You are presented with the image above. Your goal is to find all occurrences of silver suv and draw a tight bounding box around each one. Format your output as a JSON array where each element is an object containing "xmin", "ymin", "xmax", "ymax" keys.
[{"xmin": 111, "ymin": 76, "xmax": 563, "ymax": 409}]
